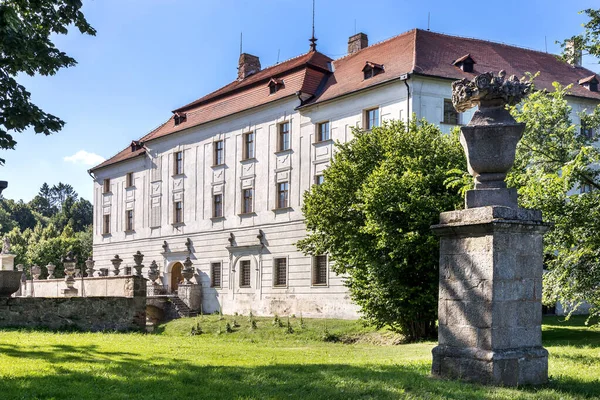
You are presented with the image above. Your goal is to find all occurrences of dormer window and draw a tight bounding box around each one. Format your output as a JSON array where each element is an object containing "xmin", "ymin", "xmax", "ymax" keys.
[
  {"xmin": 174, "ymin": 112, "xmax": 187, "ymax": 126},
  {"xmin": 452, "ymin": 54, "xmax": 476, "ymax": 73},
  {"xmin": 130, "ymin": 140, "xmax": 143, "ymax": 152},
  {"xmin": 268, "ymin": 78, "xmax": 284, "ymax": 94},
  {"xmin": 579, "ymin": 75, "xmax": 599, "ymax": 92},
  {"xmin": 362, "ymin": 62, "xmax": 384, "ymax": 80}
]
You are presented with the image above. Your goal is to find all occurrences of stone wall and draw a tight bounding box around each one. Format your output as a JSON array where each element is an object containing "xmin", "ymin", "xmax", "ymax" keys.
[
  {"xmin": 0, "ymin": 296, "xmax": 146, "ymax": 331},
  {"xmin": 25, "ymin": 276, "xmax": 145, "ymax": 298}
]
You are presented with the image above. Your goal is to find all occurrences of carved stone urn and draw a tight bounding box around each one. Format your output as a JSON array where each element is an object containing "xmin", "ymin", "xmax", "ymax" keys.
[
  {"xmin": 148, "ymin": 260, "xmax": 159, "ymax": 284},
  {"xmin": 451, "ymin": 71, "xmax": 531, "ymax": 208},
  {"xmin": 30, "ymin": 265, "xmax": 42, "ymax": 280},
  {"xmin": 181, "ymin": 256, "xmax": 194, "ymax": 284},
  {"xmin": 111, "ymin": 255, "xmax": 123, "ymax": 276},
  {"xmin": 61, "ymin": 252, "xmax": 78, "ymax": 296},
  {"xmin": 46, "ymin": 263, "xmax": 56, "ymax": 279},
  {"xmin": 133, "ymin": 251, "xmax": 144, "ymax": 277},
  {"xmin": 0, "ymin": 270, "xmax": 21, "ymax": 297}
]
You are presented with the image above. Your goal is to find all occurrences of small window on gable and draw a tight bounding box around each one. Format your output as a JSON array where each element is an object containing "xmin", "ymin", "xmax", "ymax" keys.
[
  {"xmin": 443, "ymin": 99, "xmax": 459, "ymax": 125},
  {"xmin": 103, "ymin": 179, "xmax": 111, "ymax": 194},
  {"xmin": 268, "ymin": 78, "xmax": 284, "ymax": 95},
  {"xmin": 452, "ymin": 54, "xmax": 476, "ymax": 73},
  {"xmin": 174, "ymin": 112, "xmax": 187, "ymax": 126},
  {"xmin": 362, "ymin": 61, "xmax": 384, "ymax": 80},
  {"xmin": 126, "ymin": 172, "xmax": 134, "ymax": 188},
  {"xmin": 174, "ymin": 151, "xmax": 183, "ymax": 175},
  {"xmin": 103, "ymin": 214, "xmax": 111, "ymax": 235},
  {"xmin": 579, "ymin": 75, "xmax": 599, "ymax": 92},
  {"xmin": 316, "ymin": 121, "xmax": 330, "ymax": 142}
]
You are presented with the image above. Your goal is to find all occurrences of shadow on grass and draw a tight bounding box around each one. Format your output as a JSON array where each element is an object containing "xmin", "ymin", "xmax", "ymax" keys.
[
  {"xmin": 0, "ymin": 343, "xmax": 599, "ymax": 399},
  {"xmin": 542, "ymin": 316, "xmax": 600, "ymax": 348}
]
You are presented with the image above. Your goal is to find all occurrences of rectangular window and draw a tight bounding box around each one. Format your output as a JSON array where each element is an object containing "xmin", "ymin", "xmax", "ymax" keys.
[
  {"xmin": 580, "ymin": 184, "xmax": 593, "ymax": 194},
  {"xmin": 213, "ymin": 194, "xmax": 223, "ymax": 218},
  {"xmin": 242, "ymin": 188, "xmax": 253, "ymax": 214},
  {"xmin": 243, "ymin": 132, "xmax": 255, "ymax": 160},
  {"xmin": 273, "ymin": 258, "xmax": 287, "ymax": 287},
  {"xmin": 174, "ymin": 201, "xmax": 183, "ymax": 224},
  {"xmin": 103, "ymin": 214, "xmax": 111, "ymax": 234},
  {"xmin": 239, "ymin": 260, "xmax": 251, "ymax": 288},
  {"xmin": 276, "ymin": 182, "xmax": 289, "ymax": 209},
  {"xmin": 279, "ymin": 122, "xmax": 290, "ymax": 151},
  {"xmin": 443, "ymin": 99, "xmax": 459, "ymax": 125},
  {"xmin": 126, "ymin": 172, "xmax": 134, "ymax": 188},
  {"xmin": 317, "ymin": 121, "xmax": 330, "ymax": 142},
  {"xmin": 125, "ymin": 210, "xmax": 134, "ymax": 231},
  {"xmin": 365, "ymin": 108, "xmax": 380, "ymax": 130},
  {"xmin": 211, "ymin": 262, "xmax": 222, "ymax": 288},
  {"xmin": 312, "ymin": 255, "xmax": 328, "ymax": 286},
  {"xmin": 103, "ymin": 179, "xmax": 111, "ymax": 194},
  {"xmin": 174, "ymin": 151, "xmax": 184, "ymax": 175},
  {"xmin": 315, "ymin": 175, "xmax": 324, "ymax": 185},
  {"xmin": 214, "ymin": 140, "xmax": 224, "ymax": 165}
]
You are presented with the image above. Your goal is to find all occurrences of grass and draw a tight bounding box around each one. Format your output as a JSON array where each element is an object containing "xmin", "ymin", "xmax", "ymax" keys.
[{"xmin": 0, "ymin": 315, "xmax": 597, "ymax": 399}]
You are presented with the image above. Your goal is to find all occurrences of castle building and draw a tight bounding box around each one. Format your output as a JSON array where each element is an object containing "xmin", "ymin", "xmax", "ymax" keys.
[{"xmin": 89, "ymin": 29, "xmax": 600, "ymax": 318}]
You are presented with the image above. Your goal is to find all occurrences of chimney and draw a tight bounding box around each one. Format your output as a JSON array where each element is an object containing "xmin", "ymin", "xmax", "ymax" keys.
[
  {"xmin": 565, "ymin": 40, "xmax": 582, "ymax": 67},
  {"xmin": 348, "ymin": 33, "xmax": 368, "ymax": 54},
  {"xmin": 238, "ymin": 53, "xmax": 261, "ymax": 80}
]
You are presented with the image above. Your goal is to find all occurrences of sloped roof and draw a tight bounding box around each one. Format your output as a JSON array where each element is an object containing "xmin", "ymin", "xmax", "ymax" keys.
[{"xmin": 92, "ymin": 29, "xmax": 600, "ymax": 172}]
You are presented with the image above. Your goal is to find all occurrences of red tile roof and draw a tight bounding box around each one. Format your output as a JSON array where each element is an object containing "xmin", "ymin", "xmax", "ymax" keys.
[{"xmin": 92, "ymin": 29, "xmax": 600, "ymax": 172}]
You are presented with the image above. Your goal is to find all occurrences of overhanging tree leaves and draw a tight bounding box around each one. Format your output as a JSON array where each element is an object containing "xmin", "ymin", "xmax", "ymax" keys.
[
  {"xmin": 297, "ymin": 120, "xmax": 465, "ymax": 341},
  {"xmin": 508, "ymin": 82, "xmax": 600, "ymax": 322},
  {"xmin": 0, "ymin": 0, "xmax": 95, "ymax": 163}
]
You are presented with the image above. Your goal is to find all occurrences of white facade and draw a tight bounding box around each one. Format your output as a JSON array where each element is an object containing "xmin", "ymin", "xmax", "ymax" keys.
[{"xmin": 91, "ymin": 66, "xmax": 598, "ymax": 318}]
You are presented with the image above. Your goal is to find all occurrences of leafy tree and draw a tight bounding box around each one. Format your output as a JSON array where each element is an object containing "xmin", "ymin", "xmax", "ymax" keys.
[
  {"xmin": 507, "ymin": 82, "xmax": 600, "ymax": 322},
  {"xmin": 0, "ymin": 0, "xmax": 95, "ymax": 164},
  {"xmin": 49, "ymin": 182, "xmax": 78, "ymax": 209},
  {"xmin": 297, "ymin": 120, "xmax": 465, "ymax": 341},
  {"xmin": 559, "ymin": 8, "xmax": 600, "ymax": 62}
]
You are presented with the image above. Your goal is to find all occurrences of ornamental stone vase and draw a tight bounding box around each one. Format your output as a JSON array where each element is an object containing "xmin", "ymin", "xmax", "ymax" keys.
[
  {"xmin": 46, "ymin": 263, "xmax": 56, "ymax": 279},
  {"xmin": 85, "ymin": 257, "xmax": 95, "ymax": 277},
  {"xmin": 0, "ymin": 270, "xmax": 21, "ymax": 297},
  {"xmin": 111, "ymin": 255, "xmax": 123, "ymax": 276},
  {"xmin": 31, "ymin": 265, "xmax": 42, "ymax": 280},
  {"xmin": 133, "ymin": 251, "xmax": 144, "ymax": 277},
  {"xmin": 182, "ymin": 256, "xmax": 194, "ymax": 284},
  {"xmin": 61, "ymin": 252, "xmax": 78, "ymax": 296},
  {"xmin": 148, "ymin": 260, "xmax": 159, "ymax": 284}
]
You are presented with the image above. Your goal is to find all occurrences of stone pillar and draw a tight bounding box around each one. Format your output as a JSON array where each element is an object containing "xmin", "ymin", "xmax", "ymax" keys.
[
  {"xmin": 177, "ymin": 283, "xmax": 201, "ymax": 312},
  {"xmin": 0, "ymin": 254, "xmax": 16, "ymax": 271},
  {"xmin": 431, "ymin": 72, "xmax": 549, "ymax": 386}
]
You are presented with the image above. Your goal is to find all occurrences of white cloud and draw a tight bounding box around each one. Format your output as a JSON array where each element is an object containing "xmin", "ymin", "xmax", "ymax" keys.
[{"xmin": 64, "ymin": 150, "xmax": 106, "ymax": 166}]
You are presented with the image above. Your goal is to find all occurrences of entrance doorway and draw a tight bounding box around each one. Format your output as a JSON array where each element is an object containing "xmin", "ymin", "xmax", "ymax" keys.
[{"xmin": 170, "ymin": 262, "xmax": 183, "ymax": 293}]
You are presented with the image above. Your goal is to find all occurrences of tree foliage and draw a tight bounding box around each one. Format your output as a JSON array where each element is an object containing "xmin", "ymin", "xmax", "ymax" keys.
[
  {"xmin": 0, "ymin": 0, "xmax": 95, "ymax": 163},
  {"xmin": 508, "ymin": 82, "xmax": 600, "ymax": 322},
  {"xmin": 297, "ymin": 120, "xmax": 465, "ymax": 341},
  {"xmin": 558, "ymin": 8, "xmax": 600, "ymax": 62}
]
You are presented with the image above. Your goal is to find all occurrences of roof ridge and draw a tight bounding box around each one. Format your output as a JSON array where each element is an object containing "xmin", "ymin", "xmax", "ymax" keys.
[{"xmin": 332, "ymin": 28, "xmax": 417, "ymax": 62}]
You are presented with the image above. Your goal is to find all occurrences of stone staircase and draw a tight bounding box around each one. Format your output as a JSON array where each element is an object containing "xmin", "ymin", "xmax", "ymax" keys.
[{"xmin": 169, "ymin": 296, "xmax": 198, "ymax": 318}]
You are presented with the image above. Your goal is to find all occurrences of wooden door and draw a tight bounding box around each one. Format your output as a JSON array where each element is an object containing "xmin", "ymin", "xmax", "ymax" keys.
[{"xmin": 170, "ymin": 262, "xmax": 183, "ymax": 293}]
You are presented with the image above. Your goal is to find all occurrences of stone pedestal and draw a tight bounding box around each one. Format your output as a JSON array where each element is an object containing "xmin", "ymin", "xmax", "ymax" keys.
[
  {"xmin": 0, "ymin": 254, "xmax": 16, "ymax": 271},
  {"xmin": 61, "ymin": 287, "xmax": 78, "ymax": 297},
  {"xmin": 177, "ymin": 283, "xmax": 201, "ymax": 311},
  {"xmin": 431, "ymin": 206, "xmax": 550, "ymax": 386}
]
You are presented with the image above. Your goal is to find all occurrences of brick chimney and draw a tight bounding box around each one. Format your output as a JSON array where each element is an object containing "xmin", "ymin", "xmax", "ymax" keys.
[
  {"xmin": 238, "ymin": 53, "xmax": 261, "ymax": 80},
  {"xmin": 565, "ymin": 40, "xmax": 582, "ymax": 67},
  {"xmin": 348, "ymin": 33, "xmax": 368, "ymax": 55}
]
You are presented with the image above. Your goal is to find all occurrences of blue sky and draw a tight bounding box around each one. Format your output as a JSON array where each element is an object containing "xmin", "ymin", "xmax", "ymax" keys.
[{"xmin": 4, "ymin": 0, "xmax": 599, "ymax": 202}]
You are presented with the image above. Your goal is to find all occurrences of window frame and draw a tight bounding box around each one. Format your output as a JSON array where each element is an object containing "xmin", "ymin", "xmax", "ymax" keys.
[
  {"xmin": 213, "ymin": 193, "xmax": 224, "ymax": 218},
  {"xmin": 278, "ymin": 121, "xmax": 290, "ymax": 152},
  {"xmin": 243, "ymin": 131, "xmax": 255, "ymax": 160},
  {"xmin": 214, "ymin": 140, "xmax": 225, "ymax": 166},
  {"xmin": 210, "ymin": 261, "xmax": 222, "ymax": 288},
  {"xmin": 316, "ymin": 121, "xmax": 331, "ymax": 142},
  {"xmin": 103, "ymin": 179, "xmax": 111, "ymax": 194},
  {"xmin": 312, "ymin": 255, "xmax": 328, "ymax": 286},
  {"xmin": 581, "ymin": 120, "xmax": 594, "ymax": 140},
  {"xmin": 315, "ymin": 175, "xmax": 324, "ymax": 185},
  {"xmin": 126, "ymin": 172, "xmax": 134, "ymax": 188},
  {"xmin": 239, "ymin": 259, "xmax": 251, "ymax": 288},
  {"xmin": 273, "ymin": 257, "xmax": 288, "ymax": 287},
  {"xmin": 364, "ymin": 108, "xmax": 380, "ymax": 130},
  {"xmin": 173, "ymin": 201, "xmax": 183, "ymax": 224},
  {"xmin": 125, "ymin": 209, "xmax": 134, "ymax": 232},
  {"xmin": 443, "ymin": 98, "xmax": 459, "ymax": 125},
  {"xmin": 276, "ymin": 181, "xmax": 289, "ymax": 209},
  {"xmin": 174, "ymin": 151, "xmax": 184, "ymax": 175},
  {"xmin": 103, "ymin": 214, "xmax": 111, "ymax": 235},
  {"xmin": 241, "ymin": 188, "xmax": 254, "ymax": 214}
]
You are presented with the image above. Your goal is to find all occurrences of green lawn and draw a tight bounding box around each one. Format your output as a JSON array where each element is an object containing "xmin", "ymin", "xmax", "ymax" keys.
[{"xmin": 0, "ymin": 315, "xmax": 598, "ymax": 399}]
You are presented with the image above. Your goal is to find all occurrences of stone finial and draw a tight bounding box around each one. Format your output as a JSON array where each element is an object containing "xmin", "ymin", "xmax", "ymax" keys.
[
  {"xmin": 31, "ymin": 265, "xmax": 41, "ymax": 280},
  {"xmin": 162, "ymin": 240, "xmax": 169, "ymax": 252},
  {"xmin": 148, "ymin": 260, "xmax": 159, "ymax": 284},
  {"xmin": 182, "ymin": 256, "xmax": 194, "ymax": 284},
  {"xmin": 61, "ymin": 251, "xmax": 77, "ymax": 264},
  {"xmin": 61, "ymin": 252, "xmax": 78, "ymax": 296},
  {"xmin": 185, "ymin": 238, "xmax": 193, "ymax": 254},
  {"xmin": 133, "ymin": 251, "xmax": 144, "ymax": 277},
  {"xmin": 111, "ymin": 255, "xmax": 123, "ymax": 276},
  {"xmin": 451, "ymin": 71, "xmax": 531, "ymax": 113},
  {"xmin": 1, "ymin": 236, "xmax": 10, "ymax": 254},
  {"xmin": 228, "ymin": 233, "xmax": 235, "ymax": 247},
  {"xmin": 85, "ymin": 257, "xmax": 95, "ymax": 277},
  {"xmin": 46, "ymin": 263, "xmax": 56, "ymax": 279}
]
